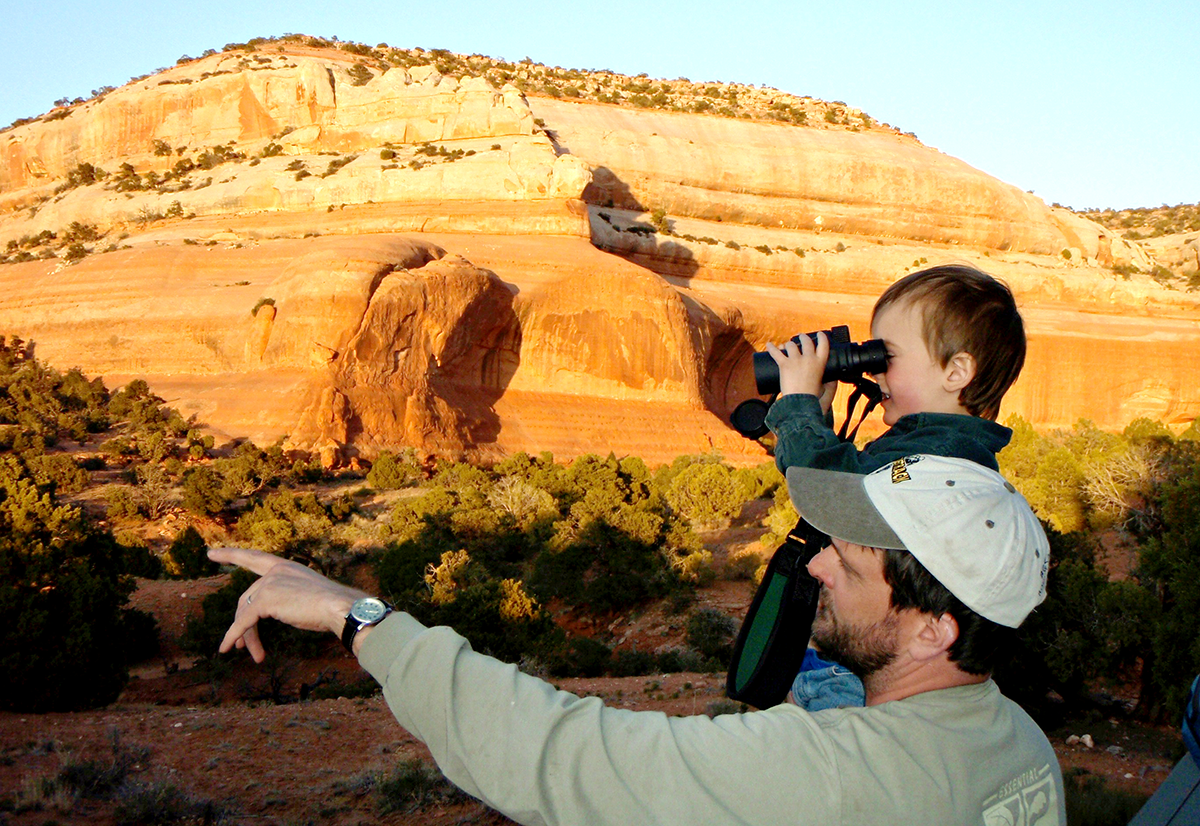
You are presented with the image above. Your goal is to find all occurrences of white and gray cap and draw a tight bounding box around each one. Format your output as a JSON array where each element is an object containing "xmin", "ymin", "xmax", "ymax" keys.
[{"xmin": 785, "ymin": 455, "xmax": 1049, "ymax": 628}]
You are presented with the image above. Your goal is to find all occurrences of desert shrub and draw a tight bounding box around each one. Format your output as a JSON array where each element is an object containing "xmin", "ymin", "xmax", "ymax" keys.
[
  {"xmin": 649, "ymin": 207, "xmax": 670, "ymax": 234},
  {"xmin": 429, "ymin": 458, "xmax": 492, "ymax": 493},
  {"xmin": 121, "ymin": 540, "xmax": 163, "ymax": 579},
  {"xmin": 549, "ymin": 636, "xmax": 613, "ymax": 677},
  {"xmin": 132, "ymin": 462, "xmax": 176, "ymax": 518},
  {"xmin": 181, "ymin": 465, "xmax": 231, "ymax": 514},
  {"xmin": 493, "ymin": 450, "xmax": 569, "ymax": 499},
  {"xmin": 610, "ymin": 647, "xmax": 657, "ymax": 676},
  {"xmin": 164, "ymin": 526, "xmax": 216, "ymax": 579},
  {"xmin": 419, "ymin": 569, "xmax": 560, "ymax": 663},
  {"xmin": 23, "ymin": 451, "xmax": 89, "ymax": 494},
  {"xmin": 665, "ymin": 461, "xmax": 747, "ymax": 528},
  {"xmin": 1061, "ymin": 768, "xmax": 1148, "ymax": 826},
  {"xmin": 732, "ymin": 462, "xmax": 783, "ymax": 501},
  {"xmin": 0, "ymin": 457, "xmax": 139, "ymax": 711},
  {"xmin": 724, "ymin": 547, "xmax": 765, "ymax": 580},
  {"xmin": 310, "ymin": 675, "xmax": 380, "ymax": 700},
  {"xmin": 212, "ymin": 439, "xmax": 288, "ymax": 496},
  {"xmin": 121, "ymin": 607, "xmax": 161, "ymax": 663},
  {"xmin": 113, "ymin": 781, "xmax": 224, "ymax": 826},
  {"xmin": 347, "ymin": 64, "xmax": 372, "ymax": 86},
  {"xmin": 366, "ymin": 449, "xmax": 421, "ymax": 489},
  {"xmin": 531, "ymin": 519, "xmax": 674, "ymax": 613},
  {"xmin": 487, "ymin": 475, "xmax": 557, "ymax": 526},
  {"xmin": 108, "ymin": 380, "xmax": 187, "ymax": 437},
  {"xmin": 375, "ymin": 759, "xmax": 471, "ymax": 815},
  {"xmin": 322, "ymin": 154, "xmax": 357, "ymax": 176},
  {"xmin": 686, "ymin": 607, "xmax": 737, "ymax": 662},
  {"xmin": 654, "ymin": 647, "xmax": 710, "ymax": 673},
  {"xmin": 105, "ymin": 486, "xmax": 141, "ymax": 519},
  {"xmin": 235, "ymin": 490, "xmax": 333, "ymax": 553}
]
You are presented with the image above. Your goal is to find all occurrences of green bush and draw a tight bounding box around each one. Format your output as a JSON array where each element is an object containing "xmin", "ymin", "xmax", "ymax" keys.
[
  {"xmin": 0, "ymin": 457, "xmax": 138, "ymax": 711},
  {"xmin": 531, "ymin": 519, "xmax": 674, "ymax": 613},
  {"xmin": 375, "ymin": 759, "xmax": 470, "ymax": 815},
  {"xmin": 120, "ymin": 607, "xmax": 161, "ymax": 663},
  {"xmin": 366, "ymin": 449, "xmax": 421, "ymax": 489},
  {"xmin": 686, "ymin": 607, "xmax": 737, "ymax": 662},
  {"xmin": 665, "ymin": 461, "xmax": 748, "ymax": 528},
  {"xmin": 549, "ymin": 636, "xmax": 613, "ymax": 677},
  {"xmin": 113, "ymin": 781, "xmax": 223, "ymax": 825},
  {"xmin": 166, "ymin": 525, "xmax": 216, "ymax": 579},
  {"xmin": 1062, "ymin": 768, "xmax": 1148, "ymax": 826},
  {"xmin": 235, "ymin": 490, "xmax": 333, "ymax": 553},
  {"xmin": 181, "ymin": 465, "xmax": 231, "ymax": 514}
]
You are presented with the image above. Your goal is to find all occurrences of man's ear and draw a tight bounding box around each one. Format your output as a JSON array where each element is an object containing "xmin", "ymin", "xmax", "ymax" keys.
[
  {"xmin": 942, "ymin": 352, "xmax": 976, "ymax": 393},
  {"xmin": 910, "ymin": 612, "xmax": 959, "ymax": 663}
]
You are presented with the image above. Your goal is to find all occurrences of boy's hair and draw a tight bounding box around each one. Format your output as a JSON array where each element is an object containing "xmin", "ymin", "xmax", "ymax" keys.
[{"xmin": 873, "ymin": 264, "xmax": 1025, "ymax": 421}]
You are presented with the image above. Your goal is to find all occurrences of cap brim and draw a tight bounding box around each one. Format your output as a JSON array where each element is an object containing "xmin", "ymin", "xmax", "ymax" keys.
[{"xmin": 785, "ymin": 466, "xmax": 907, "ymax": 550}]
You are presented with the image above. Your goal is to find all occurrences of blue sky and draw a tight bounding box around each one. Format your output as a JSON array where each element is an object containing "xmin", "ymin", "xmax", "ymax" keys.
[{"xmin": 3, "ymin": 0, "xmax": 1196, "ymax": 210}]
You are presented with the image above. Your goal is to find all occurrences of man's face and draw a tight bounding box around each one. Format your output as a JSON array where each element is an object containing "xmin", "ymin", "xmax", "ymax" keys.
[{"xmin": 806, "ymin": 536, "xmax": 901, "ymax": 679}]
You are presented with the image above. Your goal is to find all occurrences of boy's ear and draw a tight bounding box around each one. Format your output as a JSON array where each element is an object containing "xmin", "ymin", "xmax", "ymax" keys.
[{"xmin": 942, "ymin": 352, "xmax": 976, "ymax": 392}]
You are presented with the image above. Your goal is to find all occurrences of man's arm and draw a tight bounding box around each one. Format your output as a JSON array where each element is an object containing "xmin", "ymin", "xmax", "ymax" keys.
[{"xmin": 208, "ymin": 547, "xmax": 842, "ymax": 825}]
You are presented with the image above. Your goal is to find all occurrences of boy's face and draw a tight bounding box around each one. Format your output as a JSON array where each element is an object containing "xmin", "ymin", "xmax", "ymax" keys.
[{"xmin": 870, "ymin": 299, "xmax": 964, "ymax": 425}]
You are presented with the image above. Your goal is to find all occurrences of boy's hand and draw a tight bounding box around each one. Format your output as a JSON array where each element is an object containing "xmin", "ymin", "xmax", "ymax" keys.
[{"xmin": 766, "ymin": 333, "xmax": 838, "ymax": 412}]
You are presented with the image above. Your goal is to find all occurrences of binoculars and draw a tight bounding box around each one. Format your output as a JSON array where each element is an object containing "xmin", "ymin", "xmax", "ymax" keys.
[{"xmin": 731, "ymin": 325, "xmax": 887, "ymax": 439}]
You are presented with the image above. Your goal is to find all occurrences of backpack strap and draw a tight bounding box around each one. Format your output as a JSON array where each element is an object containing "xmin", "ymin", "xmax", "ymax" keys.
[{"xmin": 726, "ymin": 519, "xmax": 828, "ymax": 708}]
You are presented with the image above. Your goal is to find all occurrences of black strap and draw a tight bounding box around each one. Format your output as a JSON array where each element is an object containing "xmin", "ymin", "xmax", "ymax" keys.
[
  {"xmin": 837, "ymin": 377, "xmax": 883, "ymax": 443},
  {"xmin": 725, "ymin": 520, "xmax": 828, "ymax": 709}
]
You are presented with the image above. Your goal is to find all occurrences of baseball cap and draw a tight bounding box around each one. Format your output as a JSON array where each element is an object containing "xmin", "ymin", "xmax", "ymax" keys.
[{"xmin": 785, "ymin": 455, "xmax": 1049, "ymax": 628}]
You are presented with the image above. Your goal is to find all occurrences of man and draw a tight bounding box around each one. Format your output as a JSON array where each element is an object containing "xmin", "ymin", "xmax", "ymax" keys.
[{"xmin": 213, "ymin": 454, "xmax": 1064, "ymax": 825}]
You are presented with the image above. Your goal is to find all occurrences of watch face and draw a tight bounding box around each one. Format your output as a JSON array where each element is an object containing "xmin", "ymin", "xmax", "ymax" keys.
[{"xmin": 351, "ymin": 597, "xmax": 388, "ymax": 624}]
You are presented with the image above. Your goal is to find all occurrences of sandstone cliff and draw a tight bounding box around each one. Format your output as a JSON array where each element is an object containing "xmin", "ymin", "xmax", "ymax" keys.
[{"xmin": 1, "ymin": 39, "xmax": 1196, "ymax": 465}]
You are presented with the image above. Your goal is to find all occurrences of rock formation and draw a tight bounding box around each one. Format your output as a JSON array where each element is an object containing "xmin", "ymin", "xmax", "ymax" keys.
[{"xmin": 1, "ymin": 39, "xmax": 1197, "ymax": 465}]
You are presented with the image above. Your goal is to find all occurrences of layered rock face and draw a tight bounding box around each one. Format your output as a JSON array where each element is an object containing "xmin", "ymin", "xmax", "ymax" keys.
[{"xmin": 1, "ymin": 42, "xmax": 1197, "ymax": 465}]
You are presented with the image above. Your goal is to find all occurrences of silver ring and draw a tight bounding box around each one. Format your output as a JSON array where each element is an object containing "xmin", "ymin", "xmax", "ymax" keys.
[{"xmin": 246, "ymin": 594, "xmax": 253, "ymax": 605}]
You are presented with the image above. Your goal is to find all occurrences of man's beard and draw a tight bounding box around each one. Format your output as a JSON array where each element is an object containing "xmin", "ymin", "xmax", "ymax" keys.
[{"xmin": 810, "ymin": 590, "xmax": 901, "ymax": 679}]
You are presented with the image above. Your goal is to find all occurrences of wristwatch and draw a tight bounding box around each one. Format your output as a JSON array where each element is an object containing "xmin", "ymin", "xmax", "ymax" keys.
[{"xmin": 341, "ymin": 597, "xmax": 393, "ymax": 652}]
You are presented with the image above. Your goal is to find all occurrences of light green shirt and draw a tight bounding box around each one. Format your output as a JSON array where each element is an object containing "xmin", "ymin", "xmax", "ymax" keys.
[{"xmin": 360, "ymin": 613, "xmax": 1064, "ymax": 826}]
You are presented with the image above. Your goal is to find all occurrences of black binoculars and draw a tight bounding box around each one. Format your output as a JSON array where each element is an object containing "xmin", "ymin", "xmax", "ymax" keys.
[
  {"xmin": 752, "ymin": 325, "xmax": 888, "ymax": 396},
  {"xmin": 731, "ymin": 325, "xmax": 887, "ymax": 439}
]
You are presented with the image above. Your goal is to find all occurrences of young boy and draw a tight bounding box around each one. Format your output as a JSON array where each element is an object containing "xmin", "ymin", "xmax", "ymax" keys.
[{"xmin": 763, "ymin": 263, "xmax": 1027, "ymax": 710}]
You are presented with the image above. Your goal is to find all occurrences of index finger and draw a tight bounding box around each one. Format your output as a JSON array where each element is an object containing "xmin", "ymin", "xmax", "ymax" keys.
[{"xmin": 208, "ymin": 546, "xmax": 286, "ymax": 575}]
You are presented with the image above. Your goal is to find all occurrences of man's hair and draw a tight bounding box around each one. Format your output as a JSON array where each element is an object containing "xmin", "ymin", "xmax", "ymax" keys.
[
  {"xmin": 873, "ymin": 264, "xmax": 1025, "ymax": 421},
  {"xmin": 881, "ymin": 548, "xmax": 1013, "ymax": 675}
]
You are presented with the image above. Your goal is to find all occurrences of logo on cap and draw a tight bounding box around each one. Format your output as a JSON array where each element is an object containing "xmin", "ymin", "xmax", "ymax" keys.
[{"xmin": 889, "ymin": 455, "xmax": 923, "ymax": 484}]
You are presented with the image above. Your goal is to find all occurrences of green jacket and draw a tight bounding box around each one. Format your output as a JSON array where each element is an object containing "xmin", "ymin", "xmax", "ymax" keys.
[{"xmin": 766, "ymin": 393, "xmax": 1011, "ymax": 475}]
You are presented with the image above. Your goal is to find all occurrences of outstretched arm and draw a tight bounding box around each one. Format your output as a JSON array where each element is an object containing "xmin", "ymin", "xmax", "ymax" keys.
[{"xmin": 207, "ymin": 546, "xmax": 371, "ymax": 661}]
